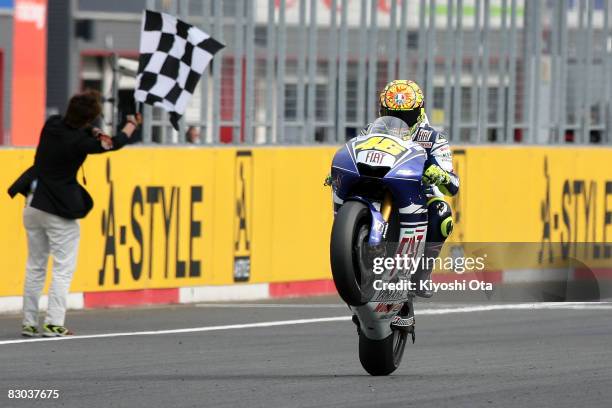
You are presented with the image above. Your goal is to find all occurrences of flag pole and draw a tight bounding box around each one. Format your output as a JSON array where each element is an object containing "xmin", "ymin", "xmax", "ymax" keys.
[{"xmin": 111, "ymin": 52, "xmax": 119, "ymax": 133}]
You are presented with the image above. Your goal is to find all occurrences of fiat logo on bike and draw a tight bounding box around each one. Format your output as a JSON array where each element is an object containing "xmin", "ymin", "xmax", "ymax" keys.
[{"xmin": 365, "ymin": 150, "xmax": 385, "ymax": 165}]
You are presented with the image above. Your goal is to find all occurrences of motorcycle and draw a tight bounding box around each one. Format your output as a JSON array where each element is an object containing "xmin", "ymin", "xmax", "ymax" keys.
[{"xmin": 329, "ymin": 116, "xmax": 429, "ymax": 376}]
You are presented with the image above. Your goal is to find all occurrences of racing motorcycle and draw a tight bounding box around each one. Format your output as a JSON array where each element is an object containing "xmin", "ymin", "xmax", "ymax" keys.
[{"xmin": 329, "ymin": 116, "xmax": 428, "ymax": 376}]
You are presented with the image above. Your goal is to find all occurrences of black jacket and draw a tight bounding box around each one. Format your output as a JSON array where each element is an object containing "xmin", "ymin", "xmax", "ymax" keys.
[{"xmin": 8, "ymin": 115, "xmax": 135, "ymax": 219}]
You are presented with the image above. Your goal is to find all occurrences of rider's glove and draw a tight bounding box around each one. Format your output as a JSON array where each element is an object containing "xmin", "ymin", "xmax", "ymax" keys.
[
  {"xmin": 324, "ymin": 173, "xmax": 333, "ymax": 187},
  {"xmin": 422, "ymin": 164, "xmax": 450, "ymax": 187}
]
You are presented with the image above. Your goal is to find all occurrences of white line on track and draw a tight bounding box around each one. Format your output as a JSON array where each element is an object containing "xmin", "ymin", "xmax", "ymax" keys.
[
  {"xmin": 417, "ymin": 302, "xmax": 612, "ymax": 315},
  {"xmin": 196, "ymin": 303, "xmax": 347, "ymax": 308},
  {"xmin": 1, "ymin": 302, "xmax": 610, "ymax": 346},
  {"xmin": 0, "ymin": 317, "xmax": 351, "ymax": 346}
]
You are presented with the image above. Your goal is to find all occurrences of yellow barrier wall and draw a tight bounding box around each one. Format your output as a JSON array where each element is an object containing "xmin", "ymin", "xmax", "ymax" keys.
[
  {"xmin": 1, "ymin": 146, "xmax": 611, "ymax": 296},
  {"xmin": 0, "ymin": 147, "xmax": 335, "ymax": 296},
  {"xmin": 448, "ymin": 147, "xmax": 612, "ymax": 244}
]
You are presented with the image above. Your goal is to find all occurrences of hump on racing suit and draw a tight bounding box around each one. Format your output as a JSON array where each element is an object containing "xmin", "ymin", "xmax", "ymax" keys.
[{"xmin": 355, "ymin": 114, "xmax": 459, "ymax": 197}]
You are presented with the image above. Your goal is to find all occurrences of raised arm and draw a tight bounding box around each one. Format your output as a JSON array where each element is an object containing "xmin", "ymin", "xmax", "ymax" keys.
[{"xmin": 77, "ymin": 113, "xmax": 143, "ymax": 155}]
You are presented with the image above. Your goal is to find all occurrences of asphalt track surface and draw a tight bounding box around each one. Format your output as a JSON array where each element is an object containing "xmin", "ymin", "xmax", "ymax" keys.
[{"xmin": 1, "ymin": 296, "xmax": 611, "ymax": 408}]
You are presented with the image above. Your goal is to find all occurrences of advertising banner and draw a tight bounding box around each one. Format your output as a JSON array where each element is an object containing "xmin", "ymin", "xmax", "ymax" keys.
[{"xmin": 1, "ymin": 145, "xmax": 611, "ymax": 297}]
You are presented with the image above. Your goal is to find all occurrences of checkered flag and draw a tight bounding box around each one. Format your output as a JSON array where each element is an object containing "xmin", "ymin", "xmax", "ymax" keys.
[{"xmin": 135, "ymin": 10, "xmax": 224, "ymax": 130}]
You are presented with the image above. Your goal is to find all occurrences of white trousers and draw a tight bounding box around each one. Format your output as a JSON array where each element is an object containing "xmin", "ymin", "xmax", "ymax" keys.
[{"xmin": 22, "ymin": 205, "xmax": 80, "ymax": 327}]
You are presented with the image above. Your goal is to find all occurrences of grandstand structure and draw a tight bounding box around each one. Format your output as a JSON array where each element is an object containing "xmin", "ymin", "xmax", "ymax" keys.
[{"xmin": 1, "ymin": 0, "xmax": 610, "ymax": 145}]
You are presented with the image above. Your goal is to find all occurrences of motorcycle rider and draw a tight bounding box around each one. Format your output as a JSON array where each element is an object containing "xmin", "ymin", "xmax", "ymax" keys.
[{"xmin": 369, "ymin": 79, "xmax": 459, "ymax": 297}]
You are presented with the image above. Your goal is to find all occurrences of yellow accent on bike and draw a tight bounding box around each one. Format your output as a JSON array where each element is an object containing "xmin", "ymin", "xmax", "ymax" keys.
[
  {"xmin": 355, "ymin": 137, "xmax": 406, "ymax": 156},
  {"xmin": 381, "ymin": 192, "xmax": 393, "ymax": 222}
]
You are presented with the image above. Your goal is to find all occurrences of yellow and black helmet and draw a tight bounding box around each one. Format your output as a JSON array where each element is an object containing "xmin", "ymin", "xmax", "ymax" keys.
[{"xmin": 379, "ymin": 80, "xmax": 425, "ymax": 133}]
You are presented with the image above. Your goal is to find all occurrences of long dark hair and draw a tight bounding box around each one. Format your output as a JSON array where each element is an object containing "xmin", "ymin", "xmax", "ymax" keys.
[{"xmin": 64, "ymin": 89, "xmax": 102, "ymax": 129}]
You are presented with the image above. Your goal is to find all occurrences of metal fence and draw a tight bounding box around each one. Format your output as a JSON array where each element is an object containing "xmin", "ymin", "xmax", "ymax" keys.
[{"xmin": 139, "ymin": 0, "xmax": 612, "ymax": 145}]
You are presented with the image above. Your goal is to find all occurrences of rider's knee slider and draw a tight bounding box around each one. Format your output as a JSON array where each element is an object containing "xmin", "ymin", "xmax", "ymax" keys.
[{"xmin": 426, "ymin": 197, "xmax": 453, "ymax": 242}]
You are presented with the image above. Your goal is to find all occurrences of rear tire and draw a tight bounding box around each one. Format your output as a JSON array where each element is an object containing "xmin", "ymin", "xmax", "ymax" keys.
[
  {"xmin": 359, "ymin": 329, "xmax": 407, "ymax": 376},
  {"xmin": 330, "ymin": 201, "xmax": 371, "ymax": 306}
]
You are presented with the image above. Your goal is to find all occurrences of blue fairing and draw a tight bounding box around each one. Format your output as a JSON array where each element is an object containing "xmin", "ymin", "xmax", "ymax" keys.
[
  {"xmin": 331, "ymin": 144, "xmax": 360, "ymax": 200},
  {"xmin": 332, "ymin": 143, "xmax": 427, "ymax": 207},
  {"xmin": 331, "ymin": 137, "xmax": 428, "ymax": 244},
  {"xmin": 331, "ymin": 144, "xmax": 357, "ymax": 174},
  {"xmin": 384, "ymin": 149, "xmax": 427, "ymax": 209}
]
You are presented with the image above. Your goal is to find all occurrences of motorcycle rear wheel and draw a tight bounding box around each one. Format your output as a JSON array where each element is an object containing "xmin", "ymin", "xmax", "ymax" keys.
[{"xmin": 359, "ymin": 328, "xmax": 407, "ymax": 376}]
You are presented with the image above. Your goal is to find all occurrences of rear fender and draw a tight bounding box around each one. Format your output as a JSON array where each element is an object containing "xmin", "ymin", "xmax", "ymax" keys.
[{"xmin": 350, "ymin": 302, "xmax": 399, "ymax": 340}]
